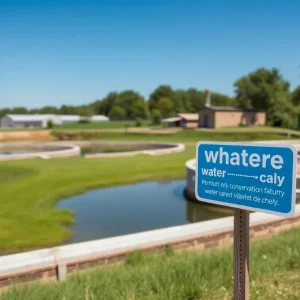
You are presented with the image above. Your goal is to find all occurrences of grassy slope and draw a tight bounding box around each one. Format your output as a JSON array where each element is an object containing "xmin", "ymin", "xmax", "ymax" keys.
[
  {"xmin": 53, "ymin": 128, "xmax": 299, "ymax": 143},
  {"xmin": 0, "ymin": 130, "xmax": 299, "ymax": 253},
  {"xmin": 53, "ymin": 120, "xmax": 151, "ymax": 130},
  {"xmin": 0, "ymin": 146, "xmax": 194, "ymax": 253},
  {"xmin": 4, "ymin": 228, "xmax": 300, "ymax": 300}
]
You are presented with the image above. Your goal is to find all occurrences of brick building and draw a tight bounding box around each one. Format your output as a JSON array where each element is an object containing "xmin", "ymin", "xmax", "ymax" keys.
[{"xmin": 198, "ymin": 106, "xmax": 266, "ymax": 129}]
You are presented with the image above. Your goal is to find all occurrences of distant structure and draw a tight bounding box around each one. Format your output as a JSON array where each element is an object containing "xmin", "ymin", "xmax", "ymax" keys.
[
  {"xmin": 59, "ymin": 115, "xmax": 81, "ymax": 124},
  {"xmin": 205, "ymin": 89, "xmax": 211, "ymax": 107},
  {"xmin": 90, "ymin": 115, "xmax": 110, "ymax": 122},
  {"xmin": 0, "ymin": 114, "xmax": 61, "ymax": 128},
  {"xmin": 162, "ymin": 113, "xmax": 199, "ymax": 128},
  {"xmin": 0, "ymin": 114, "xmax": 109, "ymax": 128},
  {"xmin": 198, "ymin": 106, "xmax": 266, "ymax": 129}
]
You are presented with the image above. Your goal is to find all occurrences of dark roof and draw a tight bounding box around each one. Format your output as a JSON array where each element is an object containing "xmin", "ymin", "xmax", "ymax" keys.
[{"xmin": 201, "ymin": 106, "xmax": 265, "ymax": 112}]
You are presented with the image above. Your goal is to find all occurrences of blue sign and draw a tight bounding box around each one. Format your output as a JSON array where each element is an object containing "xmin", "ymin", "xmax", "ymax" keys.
[{"xmin": 195, "ymin": 142, "xmax": 296, "ymax": 217}]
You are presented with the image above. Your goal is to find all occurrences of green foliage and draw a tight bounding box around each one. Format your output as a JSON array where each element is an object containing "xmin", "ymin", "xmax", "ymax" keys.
[
  {"xmin": 149, "ymin": 85, "xmax": 173, "ymax": 110},
  {"xmin": 147, "ymin": 85, "xmax": 234, "ymax": 115},
  {"xmin": 108, "ymin": 105, "xmax": 126, "ymax": 119},
  {"xmin": 125, "ymin": 250, "xmax": 145, "ymax": 266},
  {"xmin": 157, "ymin": 97, "xmax": 174, "ymax": 116},
  {"xmin": 151, "ymin": 109, "xmax": 161, "ymax": 125},
  {"xmin": 135, "ymin": 117, "xmax": 143, "ymax": 127},
  {"xmin": 234, "ymin": 67, "xmax": 296, "ymax": 128},
  {"xmin": 97, "ymin": 90, "xmax": 148, "ymax": 119},
  {"xmin": 46, "ymin": 120, "xmax": 53, "ymax": 129},
  {"xmin": 165, "ymin": 244, "xmax": 174, "ymax": 256},
  {"xmin": 292, "ymin": 85, "xmax": 300, "ymax": 105}
]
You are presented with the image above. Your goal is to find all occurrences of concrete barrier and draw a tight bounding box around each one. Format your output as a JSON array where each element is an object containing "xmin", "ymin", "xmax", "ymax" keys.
[
  {"xmin": 78, "ymin": 141, "xmax": 185, "ymax": 158},
  {"xmin": 0, "ymin": 141, "xmax": 80, "ymax": 161},
  {"xmin": 0, "ymin": 204, "xmax": 300, "ymax": 289},
  {"xmin": 0, "ymin": 141, "xmax": 185, "ymax": 160}
]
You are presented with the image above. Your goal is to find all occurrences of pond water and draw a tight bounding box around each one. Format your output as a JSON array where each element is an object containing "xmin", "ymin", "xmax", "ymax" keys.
[{"xmin": 56, "ymin": 180, "xmax": 230, "ymax": 244}]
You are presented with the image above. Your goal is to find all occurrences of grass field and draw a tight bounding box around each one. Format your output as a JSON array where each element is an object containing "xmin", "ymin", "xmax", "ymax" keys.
[
  {"xmin": 3, "ymin": 227, "xmax": 300, "ymax": 300},
  {"xmin": 53, "ymin": 128, "xmax": 300, "ymax": 143},
  {"xmin": 0, "ymin": 146, "xmax": 195, "ymax": 253},
  {"xmin": 53, "ymin": 120, "xmax": 151, "ymax": 130},
  {"xmin": 0, "ymin": 130, "xmax": 299, "ymax": 253}
]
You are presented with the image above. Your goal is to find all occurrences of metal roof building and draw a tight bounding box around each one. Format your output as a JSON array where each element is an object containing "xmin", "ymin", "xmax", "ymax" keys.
[
  {"xmin": 162, "ymin": 113, "xmax": 199, "ymax": 128},
  {"xmin": 0, "ymin": 114, "xmax": 110, "ymax": 128},
  {"xmin": 0, "ymin": 114, "xmax": 62, "ymax": 128}
]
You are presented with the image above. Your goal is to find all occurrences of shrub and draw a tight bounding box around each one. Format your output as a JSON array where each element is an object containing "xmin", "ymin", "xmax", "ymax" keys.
[
  {"xmin": 135, "ymin": 117, "xmax": 143, "ymax": 127},
  {"xmin": 47, "ymin": 120, "xmax": 54, "ymax": 129},
  {"xmin": 151, "ymin": 109, "xmax": 161, "ymax": 125}
]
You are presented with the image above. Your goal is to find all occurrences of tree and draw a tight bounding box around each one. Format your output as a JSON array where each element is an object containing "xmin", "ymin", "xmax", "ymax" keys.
[
  {"xmin": 292, "ymin": 85, "xmax": 300, "ymax": 105},
  {"xmin": 151, "ymin": 109, "xmax": 161, "ymax": 125},
  {"xmin": 11, "ymin": 107, "xmax": 28, "ymax": 114},
  {"xmin": 234, "ymin": 68, "xmax": 291, "ymax": 126},
  {"xmin": 0, "ymin": 108, "xmax": 11, "ymax": 118},
  {"xmin": 157, "ymin": 97, "xmax": 174, "ymax": 117},
  {"xmin": 268, "ymin": 91, "xmax": 298, "ymax": 128},
  {"xmin": 60, "ymin": 105, "xmax": 78, "ymax": 115},
  {"xmin": 131, "ymin": 101, "xmax": 149, "ymax": 118},
  {"xmin": 171, "ymin": 90, "xmax": 189, "ymax": 113},
  {"xmin": 135, "ymin": 117, "xmax": 143, "ymax": 127},
  {"xmin": 39, "ymin": 106, "xmax": 59, "ymax": 114},
  {"xmin": 148, "ymin": 85, "xmax": 173, "ymax": 110},
  {"xmin": 118, "ymin": 90, "xmax": 146, "ymax": 118},
  {"xmin": 108, "ymin": 105, "xmax": 126, "ymax": 119},
  {"xmin": 97, "ymin": 92, "xmax": 119, "ymax": 116}
]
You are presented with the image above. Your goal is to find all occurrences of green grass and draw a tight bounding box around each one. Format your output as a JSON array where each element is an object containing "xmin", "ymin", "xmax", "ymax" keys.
[
  {"xmin": 0, "ymin": 146, "xmax": 195, "ymax": 253},
  {"xmin": 3, "ymin": 228, "xmax": 300, "ymax": 300},
  {"xmin": 54, "ymin": 120, "xmax": 151, "ymax": 130},
  {"xmin": 53, "ymin": 128, "xmax": 300, "ymax": 143}
]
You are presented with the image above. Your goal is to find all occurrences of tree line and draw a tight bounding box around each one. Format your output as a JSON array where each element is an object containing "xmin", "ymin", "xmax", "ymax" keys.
[{"xmin": 1, "ymin": 67, "xmax": 300, "ymax": 128}]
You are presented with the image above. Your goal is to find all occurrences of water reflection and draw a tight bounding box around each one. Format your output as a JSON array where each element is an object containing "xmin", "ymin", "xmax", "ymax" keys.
[{"xmin": 56, "ymin": 180, "xmax": 229, "ymax": 244}]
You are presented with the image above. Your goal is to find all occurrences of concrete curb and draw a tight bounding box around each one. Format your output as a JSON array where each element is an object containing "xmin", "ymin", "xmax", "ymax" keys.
[
  {"xmin": 0, "ymin": 141, "xmax": 80, "ymax": 161},
  {"xmin": 0, "ymin": 205, "xmax": 300, "ymax": 287}
]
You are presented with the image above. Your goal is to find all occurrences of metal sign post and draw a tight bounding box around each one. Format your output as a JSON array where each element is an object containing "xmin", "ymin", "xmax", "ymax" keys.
[{"xmin": 234, "ymin": 209, "xmax": 249, "ymax": 300}]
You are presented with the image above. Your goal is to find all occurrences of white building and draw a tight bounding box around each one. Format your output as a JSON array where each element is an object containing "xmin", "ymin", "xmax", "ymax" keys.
[
  {"xmin": 0, "ymin": 114, "xmax": 110, "ymax": 128},
  {"xmin": 89, "ymin": 115, "xmax": 109, "ymax": 122},
  {"xmin": 58, "ymin": 115, "xmax": 81, "ymax": 124},
  {"xmin": 0, "ymin": 114, "xmax": 62, "ymax": 128}
]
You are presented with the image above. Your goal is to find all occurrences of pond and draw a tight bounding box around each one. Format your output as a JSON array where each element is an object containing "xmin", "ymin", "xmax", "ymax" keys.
[{"xmin": 56, "ymin": 180, "xmax": 230, "ymax": 244}]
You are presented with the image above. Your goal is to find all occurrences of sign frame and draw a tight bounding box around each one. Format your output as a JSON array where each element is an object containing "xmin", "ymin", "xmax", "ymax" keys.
[{"xmin": 195, "ymin": 141, "xmax": 297, "ymax": 217}]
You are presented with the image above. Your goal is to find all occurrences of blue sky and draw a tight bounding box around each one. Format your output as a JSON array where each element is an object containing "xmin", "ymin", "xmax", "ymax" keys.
[{"xmin": 0, "ymin": 0, "xmax": 299, "ymax": 108}]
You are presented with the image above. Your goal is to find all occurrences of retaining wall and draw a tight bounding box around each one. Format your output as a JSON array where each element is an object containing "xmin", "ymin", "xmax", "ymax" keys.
[
  {"xmin": 76, "ymin": 141, "xmax": 185, "ymax": 158},
  {"xmin": 0, "ymin": 205, "xmax": 300, "ymax": 289}
]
